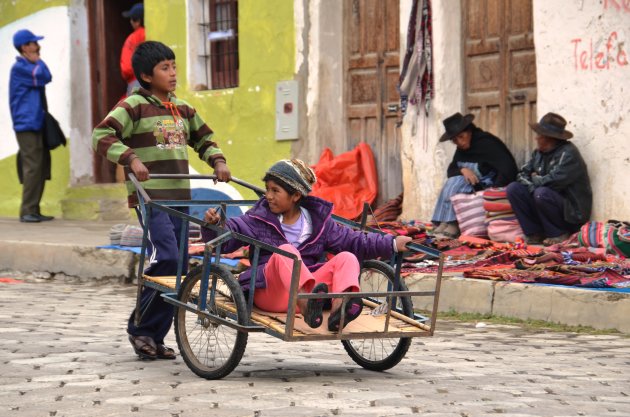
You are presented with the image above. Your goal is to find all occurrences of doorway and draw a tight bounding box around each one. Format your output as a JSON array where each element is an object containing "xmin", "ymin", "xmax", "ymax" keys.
[
  {"xmin": 344, "ymin": 0, "xmax": 402, "ymax": 205},
  {"xmin": 87, "ymin": 0, "xmax": 138, "ymax": 183},
  {"xmin": 463, "ymin": 0, "xmax": 537, "ymax": 165}
]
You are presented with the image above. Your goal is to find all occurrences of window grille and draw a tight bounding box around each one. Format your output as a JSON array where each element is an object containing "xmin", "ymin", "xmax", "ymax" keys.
[{"xmin": 198, "ymin": 0, "xmax": 239, "ymax": 89}]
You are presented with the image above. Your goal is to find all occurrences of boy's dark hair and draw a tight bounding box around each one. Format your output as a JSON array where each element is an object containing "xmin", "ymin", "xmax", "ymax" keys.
[
  {"xmin": 131, "ymin": 41, "xmax": 176, "ymax": 90},
  {"xmin": 262, "ymin": 174, "xmax": 303, "ymax": 201}
]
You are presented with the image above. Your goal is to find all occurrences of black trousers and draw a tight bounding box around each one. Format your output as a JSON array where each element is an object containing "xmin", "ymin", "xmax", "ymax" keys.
[{"xmin": 16, "ymin": 130, "xmax": 46, "ymax": 217}]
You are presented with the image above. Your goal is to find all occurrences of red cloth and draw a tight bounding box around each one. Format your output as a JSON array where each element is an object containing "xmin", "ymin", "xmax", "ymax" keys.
[
  {"xmin": 310, "ymin": 142, "xmax": 378, "ymax": 220},
  {"xmin": 120, "ymin": 27, "xmax": 145, "ymax": 84}
]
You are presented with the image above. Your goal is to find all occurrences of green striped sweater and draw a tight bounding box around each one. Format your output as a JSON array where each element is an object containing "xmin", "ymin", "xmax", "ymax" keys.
[{"xmin": 92, "ymin": 88, "xmax": 226, "ymax": 207}]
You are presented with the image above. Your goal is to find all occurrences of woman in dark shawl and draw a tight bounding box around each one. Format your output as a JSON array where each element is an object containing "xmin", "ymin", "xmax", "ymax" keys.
[{"xmin": 432, "ymin": 113, "xmax": 517, "ymax": 237}]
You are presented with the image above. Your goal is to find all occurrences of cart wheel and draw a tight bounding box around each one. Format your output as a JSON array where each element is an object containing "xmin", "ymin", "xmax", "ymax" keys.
[
  {"xmin": 174, "ymin": 265, "xmax": 248, "ymax": 379},
  {"xmin": 342, "ymin": 260, "xmax": 413, "ymax": 372}
]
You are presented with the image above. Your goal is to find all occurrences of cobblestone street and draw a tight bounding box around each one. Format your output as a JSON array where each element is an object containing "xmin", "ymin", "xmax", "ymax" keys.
[{"xmin": 1, "ymin": 278, "xmax": 629, "ymax": 417}]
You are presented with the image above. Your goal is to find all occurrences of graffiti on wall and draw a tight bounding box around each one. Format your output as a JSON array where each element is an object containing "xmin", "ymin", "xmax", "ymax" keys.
[
  {"xmin": 570, "ymin": 1, "xmax": 629, "ymax": 71},
  {"xmin": 604, "ymin": 0, "xmax": 630, "ymax": 12},
  {"xmin": 571, "ymin": 32, "xmax": 628, "ymax": 71}
]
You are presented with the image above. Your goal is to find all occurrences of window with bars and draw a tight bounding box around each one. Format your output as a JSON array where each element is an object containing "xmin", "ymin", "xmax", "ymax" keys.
[{"xmin": 188, "ymin": 0, "xmax": 239, "ymax": 90}]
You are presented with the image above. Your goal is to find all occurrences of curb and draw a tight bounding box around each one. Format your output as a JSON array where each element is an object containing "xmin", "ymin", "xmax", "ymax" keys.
[
  {"xmin": 405, "ymin": 274, "xmax": 630, "ymax": 333},
  {"xmin": 0, "ymin": 241, "xmax": 137, "ymax": 284}
]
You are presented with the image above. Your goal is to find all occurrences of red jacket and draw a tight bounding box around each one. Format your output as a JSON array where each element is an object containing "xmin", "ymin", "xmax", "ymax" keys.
[{"xmin": 120, "ymin": 27, "xmax": 145, "ymax": 83}]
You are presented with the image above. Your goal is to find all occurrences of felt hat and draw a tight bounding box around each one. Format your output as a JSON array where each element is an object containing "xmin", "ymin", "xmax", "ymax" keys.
[
  {"xmin": 529, "ymin": 112, "xmax": 573, "ymax": 140},
  {"xmin": 13, "ymin": 29, "xmax": 44, "ymax": 49},
  {"xmin": 265, "ymin": 159, "xmax": 317, "ymax": 197},
  {"xmin": 439, "ymin": 112, "xmax": 475, "ymax": 142}
]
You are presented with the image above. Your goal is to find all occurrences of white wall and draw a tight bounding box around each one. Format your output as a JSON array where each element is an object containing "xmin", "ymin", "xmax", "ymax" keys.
[
  {"xmin": 0, "ymin": 7, "xmax": 71, "ymax": 161},
  {"xmin": 400, "ymin": 0, "xmax": 464, "ymax": 221},
  {"xmin": 67, "ymin": 0, "xmax": 94, "ymax": 186},
  {"xmin": 534, "ymin": 0, "xmax": 630, "ymax": 220}
]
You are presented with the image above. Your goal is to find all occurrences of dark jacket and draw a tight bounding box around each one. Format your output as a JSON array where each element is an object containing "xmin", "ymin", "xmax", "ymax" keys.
[
  {"xmin": 201, "ymin": 196, "xmax": 395, "ymax": 290},
  {"xmin": 447, "ymin": 126, "xmax": 518, "ymax": 187},
  {"xmin": 9, "ymin": 56, "xmax": 52, "ymax": 132},
  {"xmin": 517, "ymin": 141, "xmax": 592, "ymax": 224}
]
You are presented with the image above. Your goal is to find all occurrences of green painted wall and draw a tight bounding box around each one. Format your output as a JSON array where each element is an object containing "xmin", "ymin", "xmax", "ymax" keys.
[
  {"xmin": 145, "ymin": 0, "xmax": 295, "ymax": 197},
  {"xmin": 0, "ymin": 147, "xmax": 70, "ymax": 217},
  {"xmin": 0, "ymin": 0, "xmax": 68, "ymax": 27}
]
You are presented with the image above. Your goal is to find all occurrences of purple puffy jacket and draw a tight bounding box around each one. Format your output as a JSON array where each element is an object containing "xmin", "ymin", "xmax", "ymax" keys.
[{"xmin": 201, "ymin": 196, "xmax": 395, "ymax": 290}]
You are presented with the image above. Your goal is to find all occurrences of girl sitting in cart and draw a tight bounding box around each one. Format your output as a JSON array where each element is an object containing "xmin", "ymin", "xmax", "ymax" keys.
[{"xmin": 202, "ymin": 159, "xmax": 411, "ymax": 331}]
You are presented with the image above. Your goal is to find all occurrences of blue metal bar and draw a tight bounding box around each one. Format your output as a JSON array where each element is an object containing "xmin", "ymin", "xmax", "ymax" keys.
[
  {"xmin": 247, "ymin": 246, "xmax": 260, "ymax": 322},
  {"xmin": 198, "ymin": 246, "xmax": 212, "ymax": 312},
  {"xmin": 176, "ymin": 215, "xmax": 188, "ymax": 289},
  {"xmin": 134, "ymin": 202, "xmax": 150, "ymax": 327}
]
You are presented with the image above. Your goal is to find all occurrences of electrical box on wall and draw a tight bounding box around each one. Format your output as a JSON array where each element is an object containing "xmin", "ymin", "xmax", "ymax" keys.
[{"xmin": 275, "ymin": 80, "xmax": 299, "ymax": 140}]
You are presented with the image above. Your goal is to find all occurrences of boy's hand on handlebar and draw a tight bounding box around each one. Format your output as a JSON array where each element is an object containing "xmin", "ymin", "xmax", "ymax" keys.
[
  {"xmin": 130, "ymin": 158, "xmax": 149, "ymax": 181},
  {"xmin": 213, "ymin": 161, "xmax": 231, "ymax": 182},
  {"xmin": 204, "ymin": 208, "xmax": 221, "ymax": 225},
  {"xmin": 395, "ymin": 236, "xmax": 413, "ymax": 252}
]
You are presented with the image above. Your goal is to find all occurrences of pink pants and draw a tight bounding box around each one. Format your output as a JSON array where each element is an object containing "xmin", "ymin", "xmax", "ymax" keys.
[{"xmin": 254, "ymin": 244, "xmax": 361, "ymax": 313}]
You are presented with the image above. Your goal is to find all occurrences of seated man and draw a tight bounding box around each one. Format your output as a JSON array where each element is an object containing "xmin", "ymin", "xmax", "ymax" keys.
[
  {"xmin": 432, "ymin": 112, "xmax": 518, "ymax": 238},
  {"xmin": 506, "ymin": 112, "xmax": 592, "ymax": 246}
]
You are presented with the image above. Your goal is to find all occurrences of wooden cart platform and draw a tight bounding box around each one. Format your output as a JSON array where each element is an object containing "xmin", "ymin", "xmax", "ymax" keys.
[{"xmin": 145, "ymin": 275, "xmax": 432, "ymax": 340}]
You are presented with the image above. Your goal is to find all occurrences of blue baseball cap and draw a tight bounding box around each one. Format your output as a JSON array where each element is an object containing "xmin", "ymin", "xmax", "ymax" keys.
[
  {"xmin": 122, "ymin": 3, "xmax": 144, "ymax": 20},
  {"xmin": 13, "ymin": 29, "xmax": 44, "ymax": 49}
]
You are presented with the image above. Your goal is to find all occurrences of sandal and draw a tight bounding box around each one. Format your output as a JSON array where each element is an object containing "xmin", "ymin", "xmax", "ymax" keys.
[
  {"xmin": 128, "ymin": 335, "xmax": 157, "ymax": 360},
  {"xmin": 543, "ymin": 233, "xmax": 570, "ymax": 246},
  {"xmin": 156, "ymin": 344, "xmax": 177, "ymax": 360},
  {"xmin": 328, "ymin": 297, "xmax": 363, "ymax": 332},
  {"xmin": 303, "ymin": 283, "xmax": 329, "ymax": 328}
]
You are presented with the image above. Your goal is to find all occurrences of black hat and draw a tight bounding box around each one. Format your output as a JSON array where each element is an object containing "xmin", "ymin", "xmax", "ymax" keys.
[
  {"xmin": 439, "ymin": 112, "xmax": 475, "ymax": 142},
  {"xmin": 529, "ymin": 112, "xmax": 573, "ymax": 140},
  {"xmin": 123, "ymin": 3, "xmax": 144, "ymax": 20}
]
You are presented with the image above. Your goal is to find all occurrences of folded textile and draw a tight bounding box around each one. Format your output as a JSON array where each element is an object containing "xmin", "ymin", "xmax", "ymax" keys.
[
  {"xmin": 120, "ymin": 225, "xmax": 143, "ymax": 247},
  {"xmin": 487, "ymin": 219, "xmax": 523, "ymax": 243},
  {"xmin": 451, "ymin": 192, "xmax": 487, "ymax": 237},
  {"xmin": 109, "ymin": 223, "xmax": 127, "ymax": 245}
]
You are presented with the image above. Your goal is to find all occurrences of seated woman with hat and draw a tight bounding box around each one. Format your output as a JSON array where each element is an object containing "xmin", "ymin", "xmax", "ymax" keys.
[
  {"xmin": 506, "ymin": 112, "xmax": 592, "ymax": 246},
  {"xmin": 432, "ymin": 112, "xmax": 518, "ymax": 238}
]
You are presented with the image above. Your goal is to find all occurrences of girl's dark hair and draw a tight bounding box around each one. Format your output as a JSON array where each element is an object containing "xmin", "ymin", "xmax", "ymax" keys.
[
  {"xmin": 131, "ymin": 41, "xmax": 176, "ymax": 89},
  {"xmin": 263, "ymin": 174, "xmax": 301, "ymax": 198}
]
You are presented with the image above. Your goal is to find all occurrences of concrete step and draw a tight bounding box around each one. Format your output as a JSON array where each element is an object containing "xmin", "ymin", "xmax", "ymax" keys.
[{"xmin": 406, "ymin": 274, "xmax": 630, "ymax": 333}]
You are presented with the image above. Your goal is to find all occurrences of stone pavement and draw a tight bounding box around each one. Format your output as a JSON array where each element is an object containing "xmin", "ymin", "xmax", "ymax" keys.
[{"xmin": 1, "ymin": 276, "xmax": 629, "ymax": 417}]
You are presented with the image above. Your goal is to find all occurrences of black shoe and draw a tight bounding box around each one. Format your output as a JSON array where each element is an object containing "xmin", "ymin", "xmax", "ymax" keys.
[
  {"xmin": 20, "ymin": 214, "xmax": 41, "ymax": 223},
  {"xmin": 328, "ymin": 297, "xmax": 363, "ymax": 332},
  {"xmin": 303, "ymin": 283, "xmax": 329, "ymax": 329},
  {"xmin": 36, "ymin": 213, "xmax": 54, "ymax": 221}
]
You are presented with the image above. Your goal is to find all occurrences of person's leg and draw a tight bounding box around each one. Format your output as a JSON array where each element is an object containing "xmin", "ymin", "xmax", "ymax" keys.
[
  {"xmin": 254, "ymin": 244, "xmax": 316, "ymax": 313},
  {"xmin": 311, "ymin": 252, "xmax": 364, "ymax": 331},
  {"xmin": 506, "ymin": 182, "xmax": 544, "ymax": 237},
  {"xmin": 311, "ymin": 252, "xmax": 360, "ymax": 294},
  {"xmin": 16, "ymin": 131, "xmax": 45, "ymax": 218},
  {"xmin": 431, "ymin": 176, "xmax": 473, "ymax": 224},
  {"xmin": 128, "ymin": 208, "xmax": 184, "ymax": 349},
  {"xmin": 532, "ymin": 187, "xmax": 575, "ymax": 238}
]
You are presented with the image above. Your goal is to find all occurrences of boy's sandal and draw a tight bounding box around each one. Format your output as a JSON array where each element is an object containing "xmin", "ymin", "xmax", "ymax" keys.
[
  {"xmin": 328, "ymin": 297, "xmax": 363, "ymax": 332},
  {"xmin": 156, "ymin": 344, "xmax": 177, "ymax": 360},
  {"xmin": 128, "ymin": 335, "xmax": 157, "ymax": 360},
  {"xmin": 303, "ymin": 283, "xmax": 329, "ymax": 329}
]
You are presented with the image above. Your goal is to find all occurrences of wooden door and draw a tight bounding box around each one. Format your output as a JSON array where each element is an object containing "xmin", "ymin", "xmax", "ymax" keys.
[
  {"xmin": 87, "ymin": 0, "xmax": 137, "ymax": 183},
  {"xmin": 345, "ymin": 0, "xmax": 401, "ymax": 205},
  {"xmin": 464, "ymin": 0, "xmax": 537, "ymax": 165}
]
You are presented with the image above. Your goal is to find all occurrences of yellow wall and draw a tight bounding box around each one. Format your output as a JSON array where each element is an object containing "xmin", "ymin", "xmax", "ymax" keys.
[
  {"xmin": 0, "ymin": 0, "xmax": 67, "ymax": 27},
  {"xmin": 145, "ymin": 0, "xmax": 296, "ymax": 196}
]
